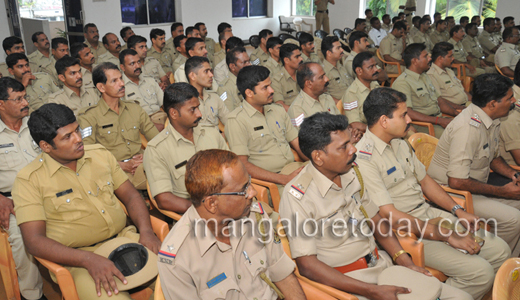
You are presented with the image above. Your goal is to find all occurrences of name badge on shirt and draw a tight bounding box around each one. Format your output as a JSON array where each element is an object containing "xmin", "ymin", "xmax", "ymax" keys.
[
  {"xmin": 102, "ymin": 124, "xmax": 113, "ymax": 129},
  {"xmin": 127, "ymin": 92, "xmax": 135, "ymax": 97},
  {"xmin": 56, "ymin": 188, "xmax": 73, "ymax": 198},
  {"xmin": 286, "ymin": 90, "xmax": 294, "ymax": 94},
  {"xmin": 387, "ymin": 166, "xmax": 397, "ymax": 175},
  {"xmin": 483, "ymin": 143, "xmax": 489, "ymax": 150},
  {"xmin": 445, "ymin": 80, "xmax": 451, "ymax": 84},
  {"xmin": 175, "ymin": 160, "xmax": 187, "ymax": 169},
  {"xmin": 417, "ymin": 87, "xmax": 423, "ymax": 91},
  {"xmin": 207, "ymin": 272, "xmax": 227, "ymax": 289},
  {"xmin": 254, "ymin": 126, "xmax": 264, "ymax": 131},
  {"xmin": 0, "ymin": 143, "xmax": 14, "ymax": 148}
]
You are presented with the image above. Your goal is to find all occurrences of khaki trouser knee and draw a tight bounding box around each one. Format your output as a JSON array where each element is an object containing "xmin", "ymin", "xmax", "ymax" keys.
[{"xmin": 315, "ymin": 12, "xmax": 330, "ymax": 33}]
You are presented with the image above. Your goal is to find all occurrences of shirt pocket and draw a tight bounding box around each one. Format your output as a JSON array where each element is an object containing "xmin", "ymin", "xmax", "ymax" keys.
[
  {"xmin": 244, "ymin": 248, "xmax": 268, "ymax": 279},
  {"xmin": 121, "ymin": 123, "xmax": 140, "ymax": 142},
  {"xmin": 382, "ymin": 165, "xmax": 406, "ymax": 189},
  {"xmin": 0, "ymin": 145, "xmax": 23, "ymax": 169},
  {"xmin": 474, "ymin": 145, "xmax": 491, "ymax": 169},
  {"xmin": 199, "ymin": 276, "xmax": 240, "ymax": 300},
  {"xmin": 95, "ymin": 178, "xmax": 117, "ymax": 206},
  {"xmin": 320, "ymin": 209, "xmax": 351, "ymax": 247},
  {"xmin": 49, "ymin": 191, "xmax": 91, "ymax": 222},
  {"xmin": 98, "ymin": 124, "xmax": 118, "ymax": 145},
  {"xmin": 249, "ymin": 130, "xmax": 272, "ymax": 153}
]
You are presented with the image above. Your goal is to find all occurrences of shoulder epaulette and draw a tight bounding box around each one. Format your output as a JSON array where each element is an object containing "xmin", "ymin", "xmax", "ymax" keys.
[
  {"xmin": 158, "ymin": 216, "xmax": 192, "ymax": 266},
  {"xmin": 288, "ymin": 171, "xmax": 313, "ymax": 200}
]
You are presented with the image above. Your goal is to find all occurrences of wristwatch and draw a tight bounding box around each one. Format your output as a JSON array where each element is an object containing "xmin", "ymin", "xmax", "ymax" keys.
[{"xmin": 451, "ymin": 204, "xmax": 465, "ymax": 216}]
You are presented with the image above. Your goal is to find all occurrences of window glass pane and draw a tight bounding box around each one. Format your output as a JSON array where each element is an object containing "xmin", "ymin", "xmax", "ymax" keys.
[
  {"xmin": 436, "ymin": 0, "xmax": 447, "ymax": 18},
  {"xmin": 249, "ymin": 0, "xmax": 267, "ymax": 17},
  {"xmin": 295, "ymin": 0, "xmax": 314, "ymax": 16},
  {"xmin": 447, "ymin": 0, "xmax": 480, "ymax": 22},
  {"xmin": 19, "ymin": 0, "xmax": 64, "ymax": 21},
  {"xmin": 386, "ymin": 0, "xmax": 402, "ymax": 19},
  {"xmin": 482, "ymin": 0, "xmax": 496, "ymax": 18},
  {"xmin": 368, "ymin": 0, "xmax": 387, "ymax": 19},
  {"xmin": 148, "ymin": 0, "xmax": 176, "ymax": 24},
  {"xmin": 120, "ymin": 0, "xmax": 148, "ymax": 25},
  {"xmin": 232, "ymin": 0, "xmax": 248, "ymax": 18}
]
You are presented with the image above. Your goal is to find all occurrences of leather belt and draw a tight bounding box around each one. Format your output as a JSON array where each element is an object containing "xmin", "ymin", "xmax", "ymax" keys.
[
  {"xmin": 334, "ymin": 248, "xmax": 379, "ymax": 274},
  {"xmin": 317, "ymin": 10, "xmax": 328, "ymax": 13},
  {"xmin": 405, "ymin": 13, "xmax": 412, "ymax": 16},
  {"xmin": 0, "ymin": 191, "xmax": 11, "ymax": 197}
]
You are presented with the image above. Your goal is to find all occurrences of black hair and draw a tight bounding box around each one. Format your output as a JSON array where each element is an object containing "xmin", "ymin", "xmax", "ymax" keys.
[
  {"xmin": 28, "ymin": 103, "xmax": 76, "ymax": 147},
  {"xmin": 392, "ymin": 16, "xmax": 400, "ymax": 24},
  {"xmin": 171, "ymin": 22, "xmax": 183, "ymax": 33},
  {"xmin": 298, "ymin": 112, "xmax": 350, "ymax": 161},
  {"xmin": 349, "ymin": 31, "xmax": 368, "ymax": 49},
  {"xmin": 503, "ymin": 27, "xmax": 518, "ymax": 41},
  {"xmin": 236, "ymin": 65, "xmax": 270, "ymax": 98},
  {"xmin": 163, "ymin": 82, "xmax": 199, "ymax": 113},
  {"xmin": 321, "ymin": 36, "xmax": 339, "ymax": 58},
  {"xmin": 393, "ymin": 21, "xmax": 407, "ymax": 31},
  {"xmin": 483, "ymin": 17, "xmax": 495, "ymax": 28},
  {"xmin": 119, "ymin": 49, "xmax": 139, "ymax": 65},
  {"xmin": 435, "ymin": 20, "xmax": 447, "ymax": 29},
  {"xmin": 412, "ymin": 16, "xmax": 421, "ymax": 24},
  {"xmin": 127, "ymin": 35, "xmax": 147, "ymax": 49},
  {"xmin": 51, "ymin": 37, "xmax": 68, "ymax": 50},
  {"xmin": 174, "ymin": 35, "xmax": 187, "ymax": 48},
  {"xmin": 365, "ymin": 8, "xmax": 372, "ymax": 15},
  {"xmin": 382, "ymin": 14, "xmax": 390, "ymax": 21},
  {"xmin": 465, "ymin": 23, "xmax": 478, "ymax": 33},
  {"xmin": 419, "ymin": 17, "xmax": 430, "ymax": 27},
  {"xmin": 102, "ymin": 33, "xmax": 116, "ymax": 46},
  {"xmin": 298, "ymin": 32, "xmax": 314, "ymax": 46},
  {"xmin": 370, "ymin": 17, "xmax": 379, "ymax": 26},
  {"xmin": 31, "ymin": 32, "xmax": 45, "ymax": 43},
  {"xmin": 225, "ymin": 36, "xmax": 245, "ymax": 52},
  {"xmin": 352, "ymin": 51, "xmax": 374, "ymax": 75},
  {"xmin": 431, "ymin": 42, "xmax": 454, "ymax": 62},
  {"xmin": 6, "ymin": 53, "xmax": 28, "ymax": 69},
  {"xmin": 515, "ymin": 60, "xmax": 520, "ymax": 87},
  {"xmin": 185, "ymin": 56, "xmax": 210, "ymax": 80},
  {"xmin": 354, "ymin": 18, "xmax": 366, "ymax": 29},
  {"xmin": 280, "ymin": 43, "xmax": 301, "ymax": 66},
  {"xmin": 83, "ymin": 23, "xmax": 97, "ymax": 34},
  {"xmin": 92, "ymin": 62, "xmax": 119, "ymax": 87},
  {"xmin": 2, "ymin": 36, "xmax": 23, "ymax": 53},
  {"xmin": 185, "ymin": 37, "xmax": 205, "ymax": 56},
  {"xmin": 259, "ymin": 29, "xmax": 273, "ymax": 40},
  {"xmin": 445, "ymin": 16, "xmax": 454, "ymax": 23},
  {"xmin": 266, "ymin": 37, "xmax": 283, "ymax": 51},
  {"xmin": 403, "ymin": 43, "xmax": 426, "ymax": 68},
  {"xmin": 472, "ymin": 74, "xmax": 514, "ymax": 107},
  {"xmin": 185, "ymin": 26, "xmax": 197, "ymax": 36},
  {"xmin": 364, "ymin": 87, "xmax": 407, "ymax": 127},
  {"xmin": 120, "ymin": 26, "xmax": 133, "ymax": 40},
  {"xmin": 449, "ymin": 25, "xmax": 464, "ymax": 37},
  {"xmin": 55, "ymin": 56, "xmax": 80, "ymax": 76},
  {"xmin": 194, "ymin": 22, "xmax": 205, "ymax": 32},
  {"xmin": 504, "ymin": 16, "xmax": 515, "ymax": 25},
  {"xmin": 226, "ymin": 47, "xmax": 247, "ymax": 67},
  {"xmin": 0, "ymin": 77, "xmax": 25, "ymax": 102},
  {"xmin": 460, "ymin": 16, "xmax": 469, "ymax": 24},
  {"xmin": 150, "ymin": 28, "xmax": 165, "ymax": 40},
  {"xmin": 434, "ymin": 12, "xmax": 441, "ymax": 19},
  {"xmin": 296, "ymin": 62, "xmax": 317, "ymax": 89},
  {"xmin": 217, "ymin": 22, "xmax": 232, "ymax": 34}
]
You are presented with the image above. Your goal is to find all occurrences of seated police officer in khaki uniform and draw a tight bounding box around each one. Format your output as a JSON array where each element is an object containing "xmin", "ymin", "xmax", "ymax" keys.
[
  {"xmin": 463, "ymin": 23, "xmax": 496, "ymax": 67},
  {"xmin": 13, "ymin": 103, "xmax": 161, "ymax": 300},
  {"xmin": 264, "ymin": 37, "xmax": 283, "ymax": 77},
  {"xmin": 392, "ymin": 44, "xmax": 456, "ymax": 138},
  {"xmin": 83, "ymin": 23, "xmax": 107, "ymax": 63},
  {"xmin": 0, "ymin": 78, "xmax": 45, "ymax": 300},
  {"xmin": 428, "ymin": 74, "xmax": 520, "ymax": 256},
  {"xmin": 495, "ymin": 27, "xmax": 520, "ymax": 78},
  {"xmin": 448, "ymin": 25, "xmax": 487, "ymax": 78},
  {"xmin": 322, "ymin": 36, "xmax": 351, "ymax": 103},
  {"xmin": 49, "ymin": 38, "xmax": 70, "ymax": 89},
  {"xmin": 225, "ymin": 66, "xmax": 308, "ymax": 196},
  {"xmin": 27, "ymin": 32, "xmax": 59, "ymax": 85},
  {"xmin": 148, "ymin": 29, "xmax": 174, "ymax": 75},
  {"xmin": 171, "ymin": 35, "xmax": 189, "ymax": 73},
  {"xmin": 97, "ymin": 33, "xmax": 122, "ymax": 68},
  {"xmin": 0, "ymin": 36, "xmax": 38, "ymax": 79},
  {"xmin": 379, "ymin": 21, "xmax": 407, "ymax": 74},
  {"xmin": 174, "ymin": 37, "xmax": 217, "ymax": 90},
  {"xmin": 7, "ymin": 53, "xmax": 60, "ymax": 112},
  {"xmin": 356, "ymin": 87, "xmax": 510, "ymax": 300},
  {"xmin": 479, "ymin": 18, "xmax": 501, "ymax": 56},
  {"xmin": 499, "ymin": 63, "xmax": 520, "ymax": 166},
  {"xmin": 164, "ymin": 22, "xmax": 183, "ymax": 61},
  {"xmin": 250, "ymin": 29, "xmax": 273, "ymax": 66},
  {"xmin": 288, "ymin": 62, "xmax": 339, "ymax": 130},
  {"xmin": 345, "ymin": 31, "xmax": 370, "ymax": 82},
  {"xmin": 298, "ymin": 32, "xmax": 320, "ymax": 63},
  {"xmin": 271, "ymin": 44, "xmax": 303, "ymax": 110},
  {"xmin": 48, "ymin": 56, "xmax": 99, "ymax": 116},
  {"xmin": 413, "ymin": 17, "xmax": 434, "ymax": 53},
  {"xmin": 280, "ymin": 112, "xmax": 472, "ymax": 300},
  {"xmin": 427, "ymin": 42, "xmax": 471, "ymax": 108},
  {"xmin": 342, "ymin": 52, "xmax": 381, "ymax": 141},
  {"xmin": 126, "ymin": 35, "xmax": 170, "ymax": 90},
  {"xmin": 210, "ymin": 31, "xmax": 232, "ymax": 67},
  {"xmin": 217, "ymin": 46, "xmax": 250, "ymax": 112},
  {"xmin": 158, "ymin": 149, "xmax": 306, "ymax": 300},
  {"xmin": 70, "ymin": 42, "xmax": 96, "ymax": 89},
  {"xmin": 77, "ymin": 62, "xmax": 159, "ymax": 190},
  {"xmin": 144, "ymin": 83, "xmax": 228, "ymax": 215},
  {"xmin": 213, "ymin": 37, "xmax": 245, "ymax": 86},
  {"xmin": 119, "ymin": 26, "xmax": 134, "ymax": 51},
  {"xmin": 429, "ymin": 19, "xmax": 448, "ymax": 45},
  {"xmin": 119, "ymin": 49, "xmax": 166, "ymax": 131},
  {"xmin": 195, "ymin": 22, "xmax": 216, "ymax": 56}
]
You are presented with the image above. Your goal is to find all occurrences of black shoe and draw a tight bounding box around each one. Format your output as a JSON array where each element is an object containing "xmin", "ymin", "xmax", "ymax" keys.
[{"xmin": 21, "ymin": 294, "xmax": 48, "ymax": 300}]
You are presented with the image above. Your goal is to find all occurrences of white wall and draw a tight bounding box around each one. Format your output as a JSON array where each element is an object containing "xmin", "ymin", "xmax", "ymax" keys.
[
  {"xmin": 496, "ymin": 1, "xmax": 520, "ymax": 20},
  {"xmin": 1, "ymin": 0, "xmax": 12, "ymax": 63},
  {"xmin": 330, "ymin": 0, "xmax": 363, "ymax": 31}
]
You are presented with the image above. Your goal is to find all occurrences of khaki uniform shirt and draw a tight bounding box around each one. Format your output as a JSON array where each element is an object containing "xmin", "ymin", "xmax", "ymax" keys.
[
  {"xmin": 344, "ymin": 50, "xmax": 358, "ymax": 82},
  {"xmin": 413, "ymin": 31, "xmax": 434, "ymax": 53},
  {"xmin": 97, "ymin": 52, "xmax": 120, "ymax": 67},
  {"xmin": 0, "ymin": 117, "xmax": 40, "ymax": 193},
  {"xmin": 462, "ymin": 35, "xmax": 486, "ymax": 59},
  {"xmin": 427, "ymin": 63, "xmax": 468, "ymax": 105},
  {"xmin": 493, "ymin": 32, "xmax": 503, "ymax": 44},
  {"xmin": 172, "ymin": 55, "xmax": 188, "ymax": 73},
  {"xmin": 495, "ymin": 42, "xmax": 520, "ymax": 71},
  {"xmin": 428, "ymin": 103, "xmax": 500, "ymax": 184},
  {"xmin": 279, "ymin": 163, "xmax": 379, "ymax": 267},
  {"xmin": 301, "ymin": 52, "xmax": 320, "ymax": 63},
  {"xmin": 213, "ymin": 59, "xmax": 230, "ymax": 85},
  {"xmin": 147, "ymin": 46, "xmax": 174, "ymax": 74},
  {"xmin": 323, "ymin": 59, "xmax": 351, "ymax": 100},
  {"xmin": 478, "ymin": 30, "xmax": 499, "ymax": 55},
  {"xmin": 499, "ymin": 96, "xmax": 520, "ymax": 165},
  {"xmin": 122, "ymin": 73, "xmax": 163, "ymax": 115},
  {"xmin": 250, "ymin": 47, "xmax": 270, "ymax": 66},
  {"xmin": 164, "ymin": 37, "xmax": 179, "ymax": 61},
  {"xmin": 409, "ymin": 26, "xmax": 420, "ymax": 39},
  {"xmin": 271, "ymin": 67, "xmax": 300, "ymax": 106},
  {"xmin": 210, "ymin": 49, "xmax": 225, "ymax": 67},
  {"xmin": 84, "ymin": 40, "xmax": 107, "ymax": 63},
  {"xmin": 174, "ymin": 63, "xmax": 219, "ymax": 92},
  {"xmin": 287, "ymin": 90, "xmax": 339, "ymax": 129},
  {"xmin": 142, "ymin": 57, "xmax": 167, "ymax": 84},
  {"xmin": 144, "ymin": 123, "xmax": 228, "ymax": 199},
  {"xmin": 47, "ymin": 85, "xmax": 99, "ymax": 115},
  {"xmin": 25, "ymin": 72, "xmax": 61, "ymax": 111},
  {"xmin": 448, "ymin": 38, "xmax": 469, "ymax": 63},
  {"xmin": 198, "ymin": 89, "xmax": 229, "ymax": 127},
  {"xmin": 205, "ymin": 37, "xmax": 216, "ymax": 56},
  {"xmin": 158, "ymin": 203, "xmax": 295, "ymax": 300},
  {"xmin": 342, "ymin": 79, "xmax": 380, "ymax": 124},
  {"xmin": 217, "ymin": 72, "xmax": 243, "ymax": 112},
  {"xmin": 392, "ymin": 69, "xmax": 441, "ymax": 116},
  {"xmin": 81, "ymin": 67, "xmax": 95, "ymax": 89},
  {"xmin": 379, "ymin": 33, "xmax": 404, "ymax": 74},
  {"xmin": 225, "ymin": 101, "xmax": 298, "ymax": 173},
  {"xmin": 77, "ymin": 99, "xmax": 159, "ymax": 161},
  {"xmin": 12, "ymin": 144, "xmax": 128, "ymax": 248},
  {"xmin": 405, "ymin": 33, "xmax": 414, "ymax": 46},
  {"xmin": 27, "ymin": 50, "xmax": 59, "ymax": 85},
  {"xmin": 265, "ymin": 57, "xmax": 283, "ymax": 77},
  {"xmin": 429, "ymin": 30, "xmax": 448, "ymax": 45},
  {"xmin": 382, "ymin": 23, "xmax": 392, "ymax": 34}
]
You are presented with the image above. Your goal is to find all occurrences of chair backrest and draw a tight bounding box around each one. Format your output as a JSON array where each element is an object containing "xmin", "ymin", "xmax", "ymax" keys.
[
  {"xmin": 333, "ymin": 29, "xmax": 345, "ymax": 41},
  {"xmin": 314, "ymin": 30, "xmax": 328, "ymax": 39},
  {"xmin": 147, "ymin": 182, "xmax": 183, "ymax": 221},
  {"xmin": 295, "ymin": 31, "xmax": 304, "ymax": 40},
  {"xmin": 493, "ymin": 258, "xmax": 520, "ymax": 299},
  {"xmin": 408, "ymin": 133, "xmax": 439, "ymax": 170},
  {"xmin": 0, "ymin": 229, "xmax": 20, "ymax": 300},
  {"xmin": 249, "ymin": 35, "xmax": 260, "ymax": 49},
  {"xmin": 155, "ymin": 275, "xmax": 165, "ymax": 300},
  {"xmin": 279, "ymin": 33, "xmax": 296, "ymax": 42},
  {"xmin": 344, "ymin": 27, "xmax": 353, "ymax": 35}
]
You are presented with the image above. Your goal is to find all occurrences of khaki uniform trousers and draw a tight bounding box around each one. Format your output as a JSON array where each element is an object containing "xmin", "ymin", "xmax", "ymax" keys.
[
  {"xmin": 468, "ymin": 59, "xmax": 496, "ymax": 73},
  {"xmin": 315, "ymin": 11, "xmax": 330, "ymax": 33},
  {"xmin": 5, "ymin": 214, "xmax": 43, "ymax": 299},
  {"xmin": 347, "ymin": 251, "xmax": 472, "ymax": 300}
]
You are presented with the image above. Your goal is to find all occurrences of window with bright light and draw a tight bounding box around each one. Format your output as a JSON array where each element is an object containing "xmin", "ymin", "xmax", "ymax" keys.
[
  {"xmin": 120, "ymin": 0, "xmax": 176, "ymax": 25},
  {"xmin": 292, "ymin": 0, "xmax": 317, "ymax": 16},
  {"xmin": 435, "ymin": 0, "xmax": 496, "ymax": 20},
  {"xmin": 232, "ymin": 0, "xmax": 268, "ymax": 18}
]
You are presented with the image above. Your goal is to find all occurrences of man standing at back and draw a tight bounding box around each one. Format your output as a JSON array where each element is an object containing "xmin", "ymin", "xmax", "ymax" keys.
[{"xmin": 315, "ymin": 0, "xmax": 335, "ymax": 33}]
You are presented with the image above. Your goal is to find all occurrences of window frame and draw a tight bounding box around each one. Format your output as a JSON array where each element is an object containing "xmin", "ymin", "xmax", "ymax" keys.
[
  {"xmin": 232, "ymin": 0, "xmax": 269, "ymax": 19},
  {"xmin": 120, "ymin": 0, "xmax": 177, "ymax": 26}
]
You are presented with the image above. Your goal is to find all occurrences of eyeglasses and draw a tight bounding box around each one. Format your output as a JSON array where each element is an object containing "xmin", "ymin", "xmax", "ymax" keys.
[
  {"xmin": 210, "ymin": 175, "xmax": 252, "ymax": 198},
  {"xmin": 3, "ymin": 95, "xmax": 30, "ymax": 104}
]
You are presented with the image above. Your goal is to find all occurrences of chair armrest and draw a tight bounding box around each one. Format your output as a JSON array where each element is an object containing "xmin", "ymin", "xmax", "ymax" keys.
[
  {"xmin": 292, "ymin": 148, "xmax": 304, "ymax": 162},
  {"xmin": 169, "ymin": 73, "xmax": 175, "ymax": 84},
  {"xmin": 440, "ymin": 186, "xmax": 474, "ymax": 214},
  {"xmin": 410, "ymin": 121, "xmax": 435, "ymax": 136},
  {"xmin": 34, "ymin": 257, "xmax": 79, "ymax": 300},
  {"xmin": 150, "ymin": 216, "xmax": 169, "ymax": 242},
  {"xmin": 251, "ymin": 178, "xmax": 281, "ymax": 212},
  {"xmin": 140, "ymin": 133, "xmax": 148, "ymax": 149},
  {"xmin": 146, "ymin": 183, "xmax": 183, "ymax": 221},
  {"xmin": 396, "ymin": 234, "xmax": 425, "ymax": 267}
]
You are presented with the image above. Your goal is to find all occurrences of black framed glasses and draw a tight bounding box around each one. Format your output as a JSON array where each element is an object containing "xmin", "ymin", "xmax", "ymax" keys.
[
  {"xmin": 210, "ymin": 175, "xmax": 252, "ymax": 198},
  {"xmin": 3, "ymin": 95, "xmax": 30, "ymax": 104}
]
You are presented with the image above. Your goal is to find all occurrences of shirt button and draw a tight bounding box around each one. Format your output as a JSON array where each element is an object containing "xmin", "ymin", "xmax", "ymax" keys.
[
  {"xmin": 4, "ymin": 151, "xmax": 7, "ymax": 153},
  {"xmin": 108, "ymin": 131, "xmax": 111, "ymax": 134},
  {"xmin": 39, "ymin": 158, "xmax": 43, "ymax": 162},
  {"xmin": 88, "ymin": 191, "xmax": 92, "ymax": 194},
  {"xmin": 101, "ymin": 210, "xmax": 105, "ymax": 213},
  {"xmin": 237, "ymin": 274, "xmax": 241, "ymax": 280},
  {"xmin": 121, "ymin": 129, "xmax": 124, "ymax": 132},
  {"xmin": 166, "ymin": 131, "xmax": 169, "ymax": 135},
  {"xmin": 260, "ymin": 134, "xmax": 264, "ymax": 137},
  {"xmin": 260, "ymin": 260, "xmax": 264, "ymax": 265},
  {"xmin": 107, "ymin": 182, "xmax": 111, "ymax": 185},
  {"xmin": 133, "ymin": 126, "xmax": 137, "ymax": 129},
  {"xmin": 66, "ymin": 199, "xmax": 70, "ymax": 203},
  {"xmin": 23, "ymin": 149, "xmax": 27, "ymax": 152},
  {"xmin": 127, "ymin": 142, "xmax": 130, "ymax": 145},
  {"xmin": 76, "ymin": 173, "xmax": 79, "ymax": 176}
]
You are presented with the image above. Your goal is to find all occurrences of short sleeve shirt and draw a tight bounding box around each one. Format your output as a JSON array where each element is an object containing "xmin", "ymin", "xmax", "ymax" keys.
[
  {"xmin": 462, "ymin": 36, "xmax": 486, "ymax": 58},
  {"xmin": 147, "ymin": 47, "xmax": 174, "ymax": 74},
  {"xmin": 27, "ymin": 50, "xmax": 59, "ymax": 85},
  {"xmin": 478, "ymin": 31, "xmax": 499, "ymax": 54},
  {"xmin": 495, "ymin": 43, "xmax": 520, "ymax": 70},
  {"xmin": 213, "ymin": 59, "xmax": 230, "ymax": 85},
  {"xmin": 499, "ymin": 92, "xmax": 520, "ymax": 165},
  {"xmin": 379, "ymin": 34, "xmax": 404, "ymax": 74},
  {"xmin": 429, "ymin": 30, "xmax": 448, "ymax": 45},
  {"xmin": 84, "ymin": 40, "xmax": 107, "ymax": 63},
  {"xmin": 287, "ymin": 90, "xmax": 339, "ymax": 129},
  {"xmin": 342, "ymin": 78, "xmax": 380, "ymax": 124},
  {"xmin": 217, "ymin": 73, "xmax": 243, "ymax": 112},
  {"xmin": 250, "ymin": 47, "xmax": 270, "ymax": 66},
  {"xmin": 47, "ymin": 85, "xmax": 99, "ymax": 116},
  {"xmin": 428, "ymin": 103, "xmax": 500, "ymax": 184},
  {"xmin": 122, "ymin": 73, "xmax": 164, "ymax": 115},
  {"xmin": 225, "ymin": 101, "xmax": 298, "ymax": 173},
  {"xmin": 271, "ymin": 67, "xmax": 301, "ymax": 106},
  {"xmin": 142, "ymin": 57, "xmax": 167, "ymax": 84},
  {"xmin": 392, "ymin": 69, "xmax": 441, "ymax": 116},
  {"xmin": 427, "ymin": 63, "xmax": 468, "ymax": 105},
  {"xmin": 448, "ymin": 38, "xmax": 469, "ymax": 63},
  {"xmin": 323, "ymin": 59, "xmax": 351, "ymax": 100},
  {"xmin": 198, "ymin": 89, "xmax": 229, "ymax": 127},
  {"xmin": 172, "ymin": 55, "xmax": 188, "ymax": 73},
  {"xmin": 97, "ymin": 52, "xmax": 120, "ymax": 68},
  {"xmin": 25, "ymin": 73, "xmax": 61, "ymax": 111}
]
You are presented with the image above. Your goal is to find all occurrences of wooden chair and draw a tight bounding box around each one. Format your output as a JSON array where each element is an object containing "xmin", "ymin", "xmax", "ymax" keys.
[
  {"xmin": 147, "ymin": 182, "xmax": 182, "ymax": 222},
  {"xmin": 496, "ymin": 64, "xmax": 514, "ymax": 80},
  {"xmin": 493, "ymin": 258, "xmax": 520, "ymax": 299},
  {"xmin": 410, "ymin": 121, "xmax": 435, "ymax": 136},
  {"xmin": 0, "ymin": 228, "xmax": 20, "ymax": 300},
  {"xmin": 169, "ymin": 73, "xmax": 175, "ymax": 84},
  {"xmin": 251, "ymin": 179, "xmax": 282, "ymax": 212},
  {"xmin": 336, "ymin": 99, "xmax": 344, "ymax": 115},
  {"xmin": 451, "ymin": 63, "xmax": 473, "ymax": 93},
  {"xmin": 140, "ymin": 133, "xmax": 148, "ymax": 149},
  {"xmin": 376, "ymin": 49, "xmax": 402, "ymax": 85}
]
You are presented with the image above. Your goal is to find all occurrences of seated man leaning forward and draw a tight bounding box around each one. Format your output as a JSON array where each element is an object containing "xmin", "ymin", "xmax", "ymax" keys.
[
  {"xmin": 144, "ymin": 83, "xmax": 228, "ymax": 215},
  {"xmin": 279, "ymin": 112, "xmax": 472, "ymax": 300},
  {"xmin": 158, "ymin": 149, "xmax": 306, "ymax": 300},
  {"xmin": 356, "ymin": 87, "xmax": 510, "ymax": 300},
  {"xmin": 12, "ymin": 103, "xmax": 161, "ymax": 299}
]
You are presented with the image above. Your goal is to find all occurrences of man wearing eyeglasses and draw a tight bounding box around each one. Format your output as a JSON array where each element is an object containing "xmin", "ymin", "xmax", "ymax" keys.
[
  {"xmin": 158, "ymin": 149, "xmax": 306, "ymax": 300},
  {"xmin": 0, "ymin": 77, "xmax": 45, "ymax": 300},
  {"xmin": 144, "ymin": 83, "xmax": 228, "ymax": 215}
]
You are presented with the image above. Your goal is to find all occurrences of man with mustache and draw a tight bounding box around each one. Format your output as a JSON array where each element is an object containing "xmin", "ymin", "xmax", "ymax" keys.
[
  {"xmin": 126, "ymin": 35, "xmax": 170, "ymax": 90},
  {"xmin": 345, "ymin": 31, "xmax": 370, "ymax": 82},
  {"xmin": 342, "ymin": 52, "xmax": 381, "ymax": 142},
  {"xmin": 174, "ymin": 38, "xmax": 219, "ymax": 92},
  {"xmin": 12, "ymin": 103, "xmax": 161, "ymax": 300},
  {"xmin": 119, "ymin": 26, "xmax": 134, "ymax": 51},
  {"xmin": 164, "ymin": 22, "xmax": 184, "ymax": 61},
  {"xmin": 226, "ymin": 65, "xmax": 307, "ymax": 200},
  {"xmin": 77, "ymin": 62, "xmax": 159, "ymax": 190},
  {"xmin": 213, "ymin": 36, "xmax": 245, "ymax": 85},
  {"xmin": 51, "ymin": 38, "xmax": 69, "ymax": 61},
  {"xmin": 428, "ymin": 74, "xmax": 520, "ymax": 257},
  {"xmin": 143, "ymin": 83, "xmax": 228, "ymax": 214},
  {"xmin": 70, "ymin": 42, "xmax": 96, "ymax": 89},
  {"xmin": 28, "ymin": 32, "xmax": 59, "ymax": 85},
  {"xmin": 47, "ymin": 56, "xmax": 99, "ymax": 116},
  {"xmin": 195, "ymin": 22, "xmax": 216, "ymax": 56},
  {"xmin": 83, "ymin": 23, "xmax": 107, "ymax": 63},
  {"xmin": 148, "ymin": 28, "xmax": 174, "ymax": 75},
  {"xmin": 379, "ymin": 21, "xmax": 407, "ymax": 75},
  {"xmin": 0, "ymin": 77, "xmax": 46, "ymax": 300},
  {"xmin": 216, "ymin": 46, "xmax": 250, "ymax": 111},
  {"xmin": 271, "ymin": 43, "xmax": 303, "ymax": 110},
  {"xmin": 172, "ymin": 35, "xmax": 189, "ymax": 72},
  {"xmin": 7, "ymin": 53, "xmax": 60, "ymax": 111},
  {"xmin": 120, "ymin": 49, "xmax": 165, "ymax": 131},
  {"xmin": 356, "ymin": 88, "xmax": 510, "ymax": 300},
  {"xmin": 0, "ymin": 36, "xmax": 38, "ymax": 78},
  {"xmin": 322, "ymin": 36, "xmax": 351, "ymax": 104},
  {"xmin": 288, "ymin": 62, "xmax": 339, "ymax": 131},
  {"xmin": 250, "ymin": 29, "xmax": 273, "ymax": 66},
  {"xmin": 264, "ymin": 37, "xmax": 284, "ymax": 77},
  {"xmin": 97, "ymin": 33, "xmax": 122, "ymax": 68},
  {"xmin": 298, "ymin": 32, "xmax": 320, "ymax": 63}
]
